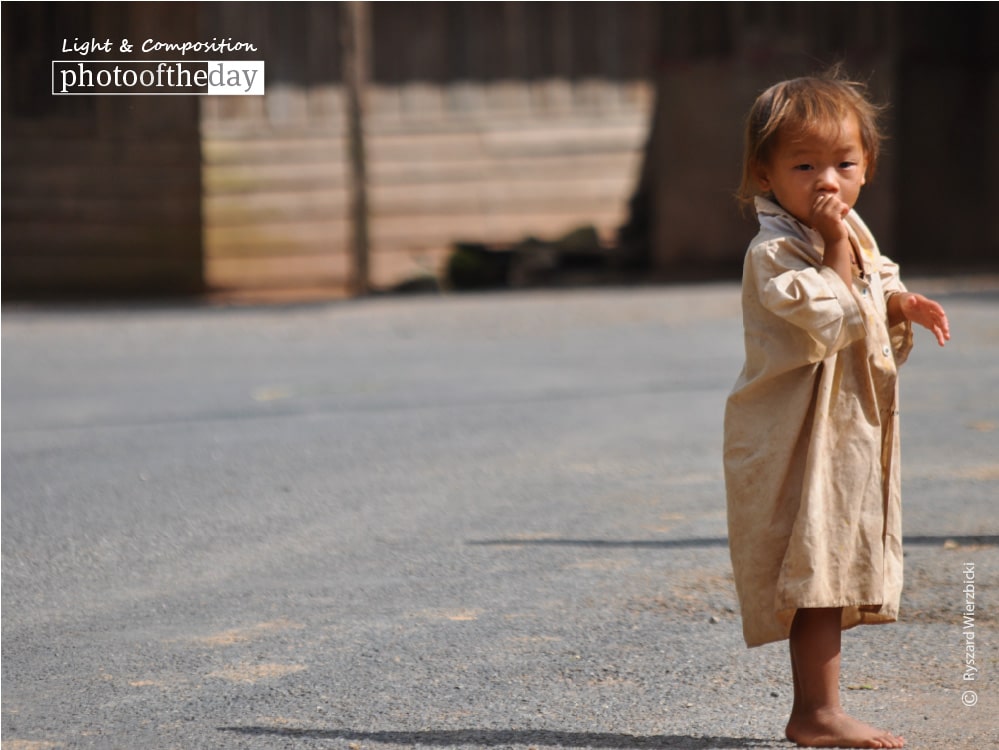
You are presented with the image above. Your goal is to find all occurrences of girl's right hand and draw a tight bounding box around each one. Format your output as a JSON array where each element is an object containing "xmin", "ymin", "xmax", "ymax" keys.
[{"xmin": 809, "ymin": 194, "xmax": 850, "ymax": 243}]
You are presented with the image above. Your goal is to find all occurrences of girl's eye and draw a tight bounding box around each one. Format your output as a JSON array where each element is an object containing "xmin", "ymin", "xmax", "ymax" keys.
[
  {"xmin": 793, "ymin": 164, "xmax": 812, "ymax": 172},
  {"xmin": 839, "ymin": 162, "xmax": 857, "ymax": 169}
]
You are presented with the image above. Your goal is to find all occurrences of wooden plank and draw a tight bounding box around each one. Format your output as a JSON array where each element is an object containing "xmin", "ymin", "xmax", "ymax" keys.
[
  {"xmin": 202, "ymin": 130, "xmax": 483, "ymax": 164},
  {"xmin": 203, "ymin": 162, "xmax": 347, "ymax": 194},
  {"xmin": 206, "ymin": 253, "xmax": 350, "ymax": 289},
  {"xmin": 368, "ymin": 150, "xmax": 642, "ymax": 184},
  {"xmin": 203, "ymin": 170, "xmax": 634, "ymax": 225},
  {"xmin": 201, "ymin": 91, "xmax": 268, "ymax": 124},
  {"xmin": 205, "ymin": 134, "xmax": 642, "ymax": 176},
  {"xmin": 204, "ymin": 189, "xmax": 349, "ymax": 224},
  {"xmin": 201, "ymin": 114, "xmax": 647, "ymax": 164},
  {"xmin": 307, "ymin": 85, "xmax": 345, "ymax": 120},
  {"xmin": 5, "ymin": 165, "xmax": 199, "ymax": 197},
  {"xmin": 4, "ymin": 222, "xmax": 201, "ymax": 255},
  {"xmin": 3, "ymin": 254, "xmax": 201, "ymax": 277},
  {"xmin": 4, "ymin": 196, "xmax": 203, "ymax": 225},
  {"xmin": 369, "ymin": 175, "xmax": 634, "ymax": 215},
  {"xmin": 201, "ymin": 148, "xmax": 640, "ymax": 197},
  {"xmin": 478, "ymin": 123, "xmax": 646, "ymax": 156},
  {"xmin": 204, "ymin": 181, "xmax": 631, "ymax": 234},
  {"xmin": 205, "ymin": 221, "xmax": 350, "ymax": 256},
  {"xmin": 206, "ymin": 248, "xmax": 451, "ymax": 293},
  {"xmin": 3, "ymin": 256, "xmax": 202, "ymax": 293},
  {"xmin": 201, "ymin": 134, "xmax": 346, "ymax": 164},
  {"xmin": 2, "ymin": 138, "xmax": 200, "ymax": 167},
  {"xmin": 265, "ymin": 84, "xmax": 311, "ymax": 125},
  {"xmin": 203, "ymin": 145, "xmax": 640, "ymax": 179}
]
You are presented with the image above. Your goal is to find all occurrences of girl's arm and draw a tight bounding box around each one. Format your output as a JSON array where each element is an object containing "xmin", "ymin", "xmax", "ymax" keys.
[{"xmin": 887, "ymin": 292, "xmax": 950, "ymax": 346}]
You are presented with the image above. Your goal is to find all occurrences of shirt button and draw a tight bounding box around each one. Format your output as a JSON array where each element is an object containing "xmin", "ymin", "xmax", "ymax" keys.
[
  {"xmin": 861, "ymin": 288, "xmax": 868, "ymax": 296},
  {"xmin": 883, "ymin": 345, "xmax": 892, "ymax": 357}
]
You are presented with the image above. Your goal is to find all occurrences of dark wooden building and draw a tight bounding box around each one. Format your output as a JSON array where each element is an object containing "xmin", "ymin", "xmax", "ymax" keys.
[
  {"xmin": 636, "ymin": 2, "xmax": 999, "ymax": 278},
  {"xmin": 3, "ymin": 2, "xmax": 204, "ymax": 296}
]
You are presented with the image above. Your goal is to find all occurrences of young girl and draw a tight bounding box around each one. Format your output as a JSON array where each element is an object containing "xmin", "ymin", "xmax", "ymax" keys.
[{"xmin": 724, "ymin": 71, "xmax": 950, "ymax": 748}]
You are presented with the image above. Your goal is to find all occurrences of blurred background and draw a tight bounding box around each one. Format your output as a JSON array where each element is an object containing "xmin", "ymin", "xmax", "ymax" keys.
[{"xmin": 3, "ymin": 1, "xmax": 998, "ymax": 302}]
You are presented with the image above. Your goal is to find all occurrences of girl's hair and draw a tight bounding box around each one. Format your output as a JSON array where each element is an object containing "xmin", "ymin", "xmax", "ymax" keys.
[{"xmin": 737, "ymin": 66, "xmax": 886, "ymax": 205}]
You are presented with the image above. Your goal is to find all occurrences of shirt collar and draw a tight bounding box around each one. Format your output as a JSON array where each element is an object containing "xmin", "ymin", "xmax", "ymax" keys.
[
  {"xmin": 753, "ymin": 196, "xmax": 872, "ymax": 275},
  {"xmin": 754, "ymin": 196, "xmax": 823, "ymax": 245}
]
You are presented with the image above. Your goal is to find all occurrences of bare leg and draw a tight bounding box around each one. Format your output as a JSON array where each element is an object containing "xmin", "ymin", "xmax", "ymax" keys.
[
  {"xmin": 789, "ymin": 634, "xmax": 802, "ymax": 718},
  {"xmin": 785, "ymin": 608, "xmax": 905, "ymax": 748}
]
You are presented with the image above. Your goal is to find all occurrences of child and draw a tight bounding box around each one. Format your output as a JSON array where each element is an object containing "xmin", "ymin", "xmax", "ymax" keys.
[{"xmin": 723, "ymin": 69, "xmax": 950, "ymax": 748}]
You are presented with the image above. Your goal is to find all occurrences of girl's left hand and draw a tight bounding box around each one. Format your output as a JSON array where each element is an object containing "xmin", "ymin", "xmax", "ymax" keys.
[{"xmin": 898, "ymin": 293, "xmax": 950, "ymax": 346}]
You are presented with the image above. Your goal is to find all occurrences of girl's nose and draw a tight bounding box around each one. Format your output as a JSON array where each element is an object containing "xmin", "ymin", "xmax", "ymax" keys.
[{"xmin": 816, "ymin": 167, "xmax": 839, "ymax": 192}]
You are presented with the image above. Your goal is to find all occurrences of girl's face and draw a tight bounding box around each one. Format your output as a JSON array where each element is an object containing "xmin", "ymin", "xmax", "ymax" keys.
[{"xmin": 754, "ymin": 113, "xmax": 868, "ymax": 228}]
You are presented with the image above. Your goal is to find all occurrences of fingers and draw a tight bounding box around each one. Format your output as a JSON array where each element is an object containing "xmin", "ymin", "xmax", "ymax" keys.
[
  {"xmin": 936, "ymin": 318, "xmax": 951, "ymax": 346},
  {"xmin": 933, "ymin": 324, "xmax": 949, "ymax": 347},
  {"xmin": 924, "ymin": 310, "xmax": 950, "ymax": 347},
  {"xmin": 922, "ymin": 299, "xmax": 950, "ymax": 346},
  {"xmin": 936, "ymin": 312, "xmax": 951, "ymax": 346},
  {"xmin": 812, "ymin": 194, "xmax": 849, "ymax": 219}
]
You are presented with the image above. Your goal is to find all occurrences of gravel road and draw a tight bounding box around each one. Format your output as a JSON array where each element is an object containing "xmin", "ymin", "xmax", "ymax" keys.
[{"xmin": 3, "ymin": 281, "xmax": 996, "ymax": 749}]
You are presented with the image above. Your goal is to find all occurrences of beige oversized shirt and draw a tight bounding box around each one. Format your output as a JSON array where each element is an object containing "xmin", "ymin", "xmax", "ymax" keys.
[{"xmin": 724, "ymin": 197, "xmax": 913, "ymax": 648}]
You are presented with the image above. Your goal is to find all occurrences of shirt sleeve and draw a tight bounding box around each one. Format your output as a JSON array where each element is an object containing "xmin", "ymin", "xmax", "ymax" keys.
[{"xmin": 751, "ymin": 240, "xmax": 868, "ymax": 363}]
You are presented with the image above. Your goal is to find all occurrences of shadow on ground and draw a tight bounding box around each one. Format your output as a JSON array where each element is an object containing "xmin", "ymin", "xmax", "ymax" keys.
[
  {"xmin": 218, "ymin": 727, "xmax": 777, "ymax": 749},
  {"xmin": 467, "ymin": 535, "xmax": 998, "ymax": 550}
]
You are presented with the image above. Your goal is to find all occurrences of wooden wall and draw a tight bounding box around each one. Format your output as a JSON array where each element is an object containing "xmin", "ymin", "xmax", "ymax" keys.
[
  {"xmin": 201, "ymin": 89, "xmax": 652, "ymax": 294},
  {"xmin": 12, "ymin": 3, "xmax": 985, "ymax": 299},
  {"xmin": 198, "ymin": 2, "xmax": 658, "ymax": 297},
  {"xmin": 1, "ymin": 2, "xmax": 204, "ymax": 298}
]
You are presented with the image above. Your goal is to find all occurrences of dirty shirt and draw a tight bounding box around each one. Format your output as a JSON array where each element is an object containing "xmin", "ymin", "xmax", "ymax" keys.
[{"xmin": 724, "ymin": 197, "xmax": 913, "ymax": 648}]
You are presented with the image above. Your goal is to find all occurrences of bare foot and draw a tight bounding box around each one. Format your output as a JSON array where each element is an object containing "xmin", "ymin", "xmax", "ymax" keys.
[{"xmin": 786, "ymin": 707, "xmax": 905, "ymax": 748}]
